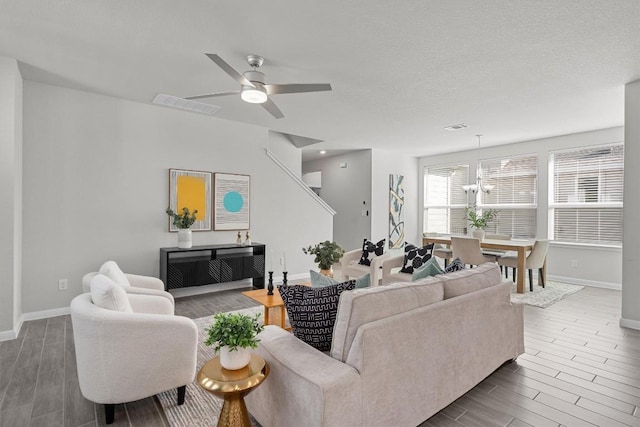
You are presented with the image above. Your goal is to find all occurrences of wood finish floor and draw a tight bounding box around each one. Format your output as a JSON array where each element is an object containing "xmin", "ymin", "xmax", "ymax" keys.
[{"xmin": 1, "ymin": 286, "xmax": 638, "ymax": 426}]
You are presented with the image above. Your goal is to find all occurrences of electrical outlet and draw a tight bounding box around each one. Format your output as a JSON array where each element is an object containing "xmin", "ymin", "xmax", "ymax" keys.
[
  {"xmin": 570, "ymin": 260, "xmax": 578, "ymax": 268},
  {"xmin": 58, "ymin": 279, "xmax": 68, "ymax": 291}
]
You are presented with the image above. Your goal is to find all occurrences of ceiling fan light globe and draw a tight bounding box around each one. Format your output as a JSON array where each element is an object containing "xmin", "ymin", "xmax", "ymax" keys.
[{"xmin": 241, "ymin": 86, "xmax": 268, "ymax": 104}]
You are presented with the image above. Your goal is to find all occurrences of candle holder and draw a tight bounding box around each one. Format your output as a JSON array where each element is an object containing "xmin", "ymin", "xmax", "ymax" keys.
[
  {"xmin": 282, "ymin": 271, "xmax": 288, "ymax": 286},
  {"xmin": 267, "ymin": 271, "xmax": 274, "ymax": 295}
]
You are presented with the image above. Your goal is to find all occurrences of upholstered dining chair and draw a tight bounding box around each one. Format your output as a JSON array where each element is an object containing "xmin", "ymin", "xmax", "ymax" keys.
[
  {"xmin": 451, "ymin": 236, "xmax": 497, "ymax": 267},
  {"xmin": 482, "ymin": 234, "xmax": 512, "ymax": 272},
  {"xmin": 498, "ymin": 239, "xmax": 550, "ymax": 291},
  {"xmin": 71, "ymin": 274, "xmax": 197, "ymax": 424},
  {"xmin": 424, "ymin": 233, "xmax": 453, "ymax": 268}
]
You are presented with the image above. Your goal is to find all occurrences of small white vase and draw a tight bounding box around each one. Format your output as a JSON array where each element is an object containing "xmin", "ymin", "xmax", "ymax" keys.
[
  {"xmin": 178, "ymin": 229, "xmax": 193, "ymax": 249},
  {"xmin": 472, "ymin": 229, "xmax": 485, "ymax": 240},
  {"xmin": 219, "ymin": 346, "xmax": 251, "ymax": 370}
]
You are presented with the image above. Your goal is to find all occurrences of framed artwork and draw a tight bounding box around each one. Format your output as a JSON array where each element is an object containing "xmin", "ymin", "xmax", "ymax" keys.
[
  {"xmin": 389, "ymin": 174, "xmax": 405, "ymax": 249},
  {"xmin": 168, "ymin": 169, "xmax": 212, "ymax": 231},
  {"xmin": 214, "ymin": 173, "xmax": 251, "ymax": 230}
]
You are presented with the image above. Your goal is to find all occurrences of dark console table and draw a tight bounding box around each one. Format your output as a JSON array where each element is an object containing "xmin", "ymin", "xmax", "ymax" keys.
[{"xmin": 160, "ymin": 243, "xmax": 265, "ymax": 291}]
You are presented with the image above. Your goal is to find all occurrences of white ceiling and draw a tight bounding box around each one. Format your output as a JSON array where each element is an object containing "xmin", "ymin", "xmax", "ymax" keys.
[{"xmin": 1, "ymin": 1, "xmax": 639, "ymax": 160}]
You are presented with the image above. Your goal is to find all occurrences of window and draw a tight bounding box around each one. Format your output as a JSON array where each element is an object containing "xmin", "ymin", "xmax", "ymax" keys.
[
  {"xmin": 478, "ymin": 154, "xmax": 538, "ymax": 239},
  {"xmin": 424, "ymin": 164, "xmax": 468, "ymax": 234},
  {"xmin": 549, "ymin": 144, "xmax": 624, "ymax": 246}
]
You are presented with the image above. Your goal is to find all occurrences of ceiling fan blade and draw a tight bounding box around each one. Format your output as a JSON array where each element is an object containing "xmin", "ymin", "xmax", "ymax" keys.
[
  {"xmin": 264, "ymin": 83, "xmax": 332, "ymax": 95},
  {"xmin": 205, "ymin": 53, "xmax": 255, "ymax": 88},
  {"xmin": 261, "ymin": 97, "xmax": 285, "ymax": 119},
  {"xmin": 184, "ymin": 91, "xmax": 240, "ymax": 100}
]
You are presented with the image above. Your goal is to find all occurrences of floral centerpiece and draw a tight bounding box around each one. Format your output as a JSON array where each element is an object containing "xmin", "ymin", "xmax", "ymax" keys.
[
  {"xmin": 166, "ymin": 207, "xmax": 198, "ymax": 248},
  {"xmin": 302, "ymin": 240, "xmax": 345, "ymax": 276},
  {"xmin": 464, "ymin": 205, "xmax": 499, "ymax": 240}
]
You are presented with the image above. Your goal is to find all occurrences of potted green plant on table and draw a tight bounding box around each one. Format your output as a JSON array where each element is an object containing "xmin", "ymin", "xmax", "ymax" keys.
[
  {"xmin": 302, "ymin": 240, "xmax": 345, "ymax": 277},
  {"xmin": 204, "ymin": 312, "xmax": 264, "ymax": 370},
  {"xmin": 464, "ymin": 205, "xmax": 499, "ymax": 240},
  {"xmin": 166, "ymin": 207, "xmax": 198, "ymax": 249}
]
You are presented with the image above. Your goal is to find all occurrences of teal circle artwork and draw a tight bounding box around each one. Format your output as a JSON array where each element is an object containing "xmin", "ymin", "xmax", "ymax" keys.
[{"xmin": 223, "ymin": 191, "xmax": 244, "ymax": 213}]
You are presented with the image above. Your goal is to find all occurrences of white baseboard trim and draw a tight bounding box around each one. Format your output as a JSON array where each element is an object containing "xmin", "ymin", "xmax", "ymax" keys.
[
  {"xmin": 0, "ymin": 329, "xmax": 18, "ymax": 342},
  {"xmin": 22, "ymin": 306, "xmax": 71, "ymax": 322},
  {"xmin": 547, "ymin": 275, "xmax": 621, "ymax": 290},
  {"xmin": 620, "ymin": 318, "xmax": 640, "ymax": 331}
]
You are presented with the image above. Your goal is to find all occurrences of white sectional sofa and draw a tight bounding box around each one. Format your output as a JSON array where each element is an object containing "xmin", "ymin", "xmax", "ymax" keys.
[{"xmin": 245, "ymin": 263, "xmax": 524, "ymax": 427}]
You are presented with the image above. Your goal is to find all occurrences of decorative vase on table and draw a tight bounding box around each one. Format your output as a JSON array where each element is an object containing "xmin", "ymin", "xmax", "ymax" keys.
[
  {"xmin": 472, "ymin": 229, "xmax": 485, "ymax": 241},
  {"xmin": 319, "ymin": 268, "xmax": 334, "ymax": 278},
  {"xmin": 219, "ymin": 346, "xmax": 251, "ymax": 370},
  {"xmin": 178, "ymin": 229, "xmax": 193, "ymax": 249}
]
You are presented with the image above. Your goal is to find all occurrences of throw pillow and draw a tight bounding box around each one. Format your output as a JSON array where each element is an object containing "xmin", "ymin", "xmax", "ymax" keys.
[
  {"xmin": 445, "ymin": 257, "xmax": 466, "ymax": 273},
  {"xmin": 399, "ymin": 243, "xmax": 434, "ymax": 274},
  {"xmin": 411, "ymin": 257, "xmax": 445, "ymax": 281},
  {"xmin": 279, "ymin": 280, "xmax": 356, "ymax": 351},
  {"xmin": 98, "ymin": 260, "xmax": 131, "ymax": 288},
  {"xmin": 358, "ymin": 238, "xmax": 385, "ymax": 266},
  {"xmin": 90, "ymin": 274, "xmax": 133, "ymax": 312},
  {"xmin": 310, "ymin": 270, "xmax": 370, "ymax": 289}
]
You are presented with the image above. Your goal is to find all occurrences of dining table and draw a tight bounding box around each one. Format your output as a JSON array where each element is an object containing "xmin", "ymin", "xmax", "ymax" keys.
[{"xmin": 422, "ymin": 235, "xmax": 543, "ymax": 294}]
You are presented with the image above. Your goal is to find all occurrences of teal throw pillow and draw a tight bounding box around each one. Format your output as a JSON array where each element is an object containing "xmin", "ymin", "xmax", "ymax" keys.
[
  {"xmin": 309, "ymin": 270, "xmax": 370, "ymax": 289},
  {"xmin": 411, "ymin": 257, "xmax": 445, "ymax": 281}
]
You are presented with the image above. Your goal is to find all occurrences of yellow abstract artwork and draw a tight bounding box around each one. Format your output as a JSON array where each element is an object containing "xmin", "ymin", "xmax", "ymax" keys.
[{"xmin": 177, "ymin": 175, "xmax": 207, "ymax": 217}]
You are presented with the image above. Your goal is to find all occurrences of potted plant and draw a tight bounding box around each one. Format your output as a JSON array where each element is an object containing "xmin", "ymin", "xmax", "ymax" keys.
[
  {"xmin": 166, "ymin": 207, "xmax": 198, "ymax": 248},
  {"xmin": 302, "ymin": 240, "xmax": 345, "ymax": 277},
  {"xmin": 464, "ymin": 205, "xmax": 499, "ymax": 240},
  {"xmin": 204, "ymin": 312, "xmax": 264, "ymax": 370}
]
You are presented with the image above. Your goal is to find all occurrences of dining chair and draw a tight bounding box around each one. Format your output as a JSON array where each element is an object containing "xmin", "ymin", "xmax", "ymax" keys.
[
  {"xmin": 498, "ymin": 240, "xmax": 549, "ymax": 291},
  {"xmin": 451, "ymin": 237, "xmax": 497, "ymax": 267},
  {"xmin": 482, "ymin": 234, "xmax": 512, "ymax": 274},
  {"xmin": 424, "ymin": 233, "xmax": 453, "ymax": 268}
]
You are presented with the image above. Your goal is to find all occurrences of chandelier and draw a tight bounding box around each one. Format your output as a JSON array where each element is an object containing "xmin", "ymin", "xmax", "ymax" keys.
[{"xmin": 462, "ymin": 135, "xmax": 494, "ymax": 194}]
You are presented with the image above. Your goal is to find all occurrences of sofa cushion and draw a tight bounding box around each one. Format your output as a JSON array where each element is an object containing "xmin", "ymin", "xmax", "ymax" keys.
[
  {"xmin": 400, "ymin": 243, "xmax": 434, "ymax": 274},
  {"xmin": 310, "ymin": 270, "xmax": 370, "ymax": 289},
  {"xmin": 444, "ymin": 257, "xmax": 466, "ymax": 273},
  {"xmin": 439, "ymin": 262, "xmax": 502, "ymax": 299},
  {"xmin": 90, "ymin": 274, "xmax": 133, "ymax": 312},
  {"xmin": 279, "ymin": 281, "xmax": 356, "ymax": 351},
  {"xmin": 411, "ymin": 257, "xmax": 444, "ymax": 281},
  {"xmin": 358, "ymin": 238, "xmax": 385, "ymax": 266},
  {"xmin": 98, "ymin": 260, "xmax": 131, "ymax": 288},
  {"xmin": 331, "ymin": 277, "xmax": 444, "ymax": 362}
]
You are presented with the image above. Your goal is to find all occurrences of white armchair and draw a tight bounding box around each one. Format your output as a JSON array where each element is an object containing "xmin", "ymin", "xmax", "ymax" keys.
[
  {"xmin": 82, "ymin": 261, "xmax": 173, "ymax": 306},
  {"xmin": 70, "ymin": 286, "xmax": 197, "ymax": 424},
  {"xmin": 341, "ymin": 249, "xmax": 390, "ymax": 286},
  {"xmin": 380, "ymin": 254, "xmax": 412, "ymax": 285}
]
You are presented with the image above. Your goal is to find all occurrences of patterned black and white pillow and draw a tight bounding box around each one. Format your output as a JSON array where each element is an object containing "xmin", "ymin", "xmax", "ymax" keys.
[
  {"xmin": 358, "ymin": 238, "xmax": 386, "ymax": 266},
  {"xmin": 399, "ymin": 243, "xmax": 434, "ymax": 274},
  {"xmin": 279, "ymin": 280, "xmax": 356, "ymax": 351},
  {"xmin": 445, "ymin": 257, "xmax": 466, "ymax": 273}
]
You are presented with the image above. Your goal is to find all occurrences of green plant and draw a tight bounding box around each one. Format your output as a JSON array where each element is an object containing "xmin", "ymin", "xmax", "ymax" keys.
[
  {"xmin": 204, "ymin": 312, "xmax": 264, "ymax": 352},
  {"xmin": 464, "ymin": 205, "xmax": 499, "ymax": 230},
  {"xmin": 166, "ymin": 207, "xmax": 198, "ymax": 229},
  {"xmin": 302, "ymin": 240, "xmax": 345, "ymax": 270}
]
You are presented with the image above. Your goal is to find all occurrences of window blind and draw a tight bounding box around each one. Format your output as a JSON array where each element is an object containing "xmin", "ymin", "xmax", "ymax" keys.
[
  {"xmin": 549, "ymin": 144, "xmax": 624, "ymax": 246},
  {"xmin": 479, "ymin": 154, "xmax": 538, "ymax": 239},
  {"xmin": 424, "ymin": 164, "xmax": 469, "ymax": 234}
]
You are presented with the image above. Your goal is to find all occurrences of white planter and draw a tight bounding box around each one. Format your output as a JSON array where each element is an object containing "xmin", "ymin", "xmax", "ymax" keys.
[
  {"xmin": 472, "ymin": 229, "xmax": 485, "ymax": 240},
  {"xmin": 219, "ymin": 346, "xmax": 251, "ymax": 370},
  {"xmin": 178, "ymin": 229, "xmax": 193, "ymax": 249}
]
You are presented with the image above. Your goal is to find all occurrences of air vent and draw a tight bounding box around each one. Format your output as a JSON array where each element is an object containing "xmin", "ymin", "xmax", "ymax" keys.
[
  {"xmin": 444, "ymin": 123, "xmax": 468, "ymax": 131},
  {"xmin": 152, "ymin": 94, "xmax": 221, "ymax": 116}
]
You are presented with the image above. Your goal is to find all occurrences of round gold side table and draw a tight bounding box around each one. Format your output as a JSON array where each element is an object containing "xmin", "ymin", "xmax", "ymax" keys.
[{"xmin": 197, "ymin": 353, "xmax": 270, "ymax": 427}]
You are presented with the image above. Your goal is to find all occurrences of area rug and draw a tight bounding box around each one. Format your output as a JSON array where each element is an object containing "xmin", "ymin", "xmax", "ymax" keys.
[
  {"xmin": 157, "ymin": 306, "xmax": 263, "ymax": 427},
  {"xmin": 510, "ymin": 280, "xmax": 583, "ymax": 308}
]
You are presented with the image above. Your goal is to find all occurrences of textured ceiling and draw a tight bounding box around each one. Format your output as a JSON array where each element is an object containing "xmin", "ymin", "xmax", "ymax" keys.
[{"xmin": 1, "ymin": 1, "xmax": 639, "ymax": 159}]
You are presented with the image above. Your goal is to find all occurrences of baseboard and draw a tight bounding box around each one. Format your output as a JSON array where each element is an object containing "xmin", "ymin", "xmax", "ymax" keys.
[
  {"xmin": 21, "ymin": 306, "xmax": 71, "ymax": 322},
  {"xmin": 0, "ymin": 328, "xmax": 18, "ymax": 342},
  {"xmin": 547, "ymin": 275, "xmax": 621, "ymax": 290},
  {"xmin": 620, "ymin": 318, "xmax": 640, "ymax": 331}
]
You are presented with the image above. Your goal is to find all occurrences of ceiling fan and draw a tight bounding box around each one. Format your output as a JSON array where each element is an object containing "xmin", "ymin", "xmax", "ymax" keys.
[{"xmin": 185, "ymin": 54, "xmax": 332, "ymax": 119}]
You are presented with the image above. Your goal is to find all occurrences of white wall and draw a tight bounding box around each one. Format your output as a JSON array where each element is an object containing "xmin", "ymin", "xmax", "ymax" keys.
[
  {"xmin": 303, "ymin": 151, "xmax": 372, "ymax": 250},
  {"xmin": 268, "ymin": 131, "xmax": 301, "ymax": 177},
  {"xmin": 19, "ymin": 81, "xmax": 332, "ymax": 316},
  {"xmin": 418, "ymin": 127, "xmax": 624, "ymax": 287},
  {"xmin": 0, "ymin": 57, "xmax": 22, "ymax": 335},
  {"xmin": 622, "ymin": 80, "xmax": 640, "ymax": 329},
  {"xmin": 302, "ymin": 171, "xmax": 321, "ymax": 188},
  {"xmin": 371, "ymin": 150, "xmax": 420, "ymax": 250}
]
